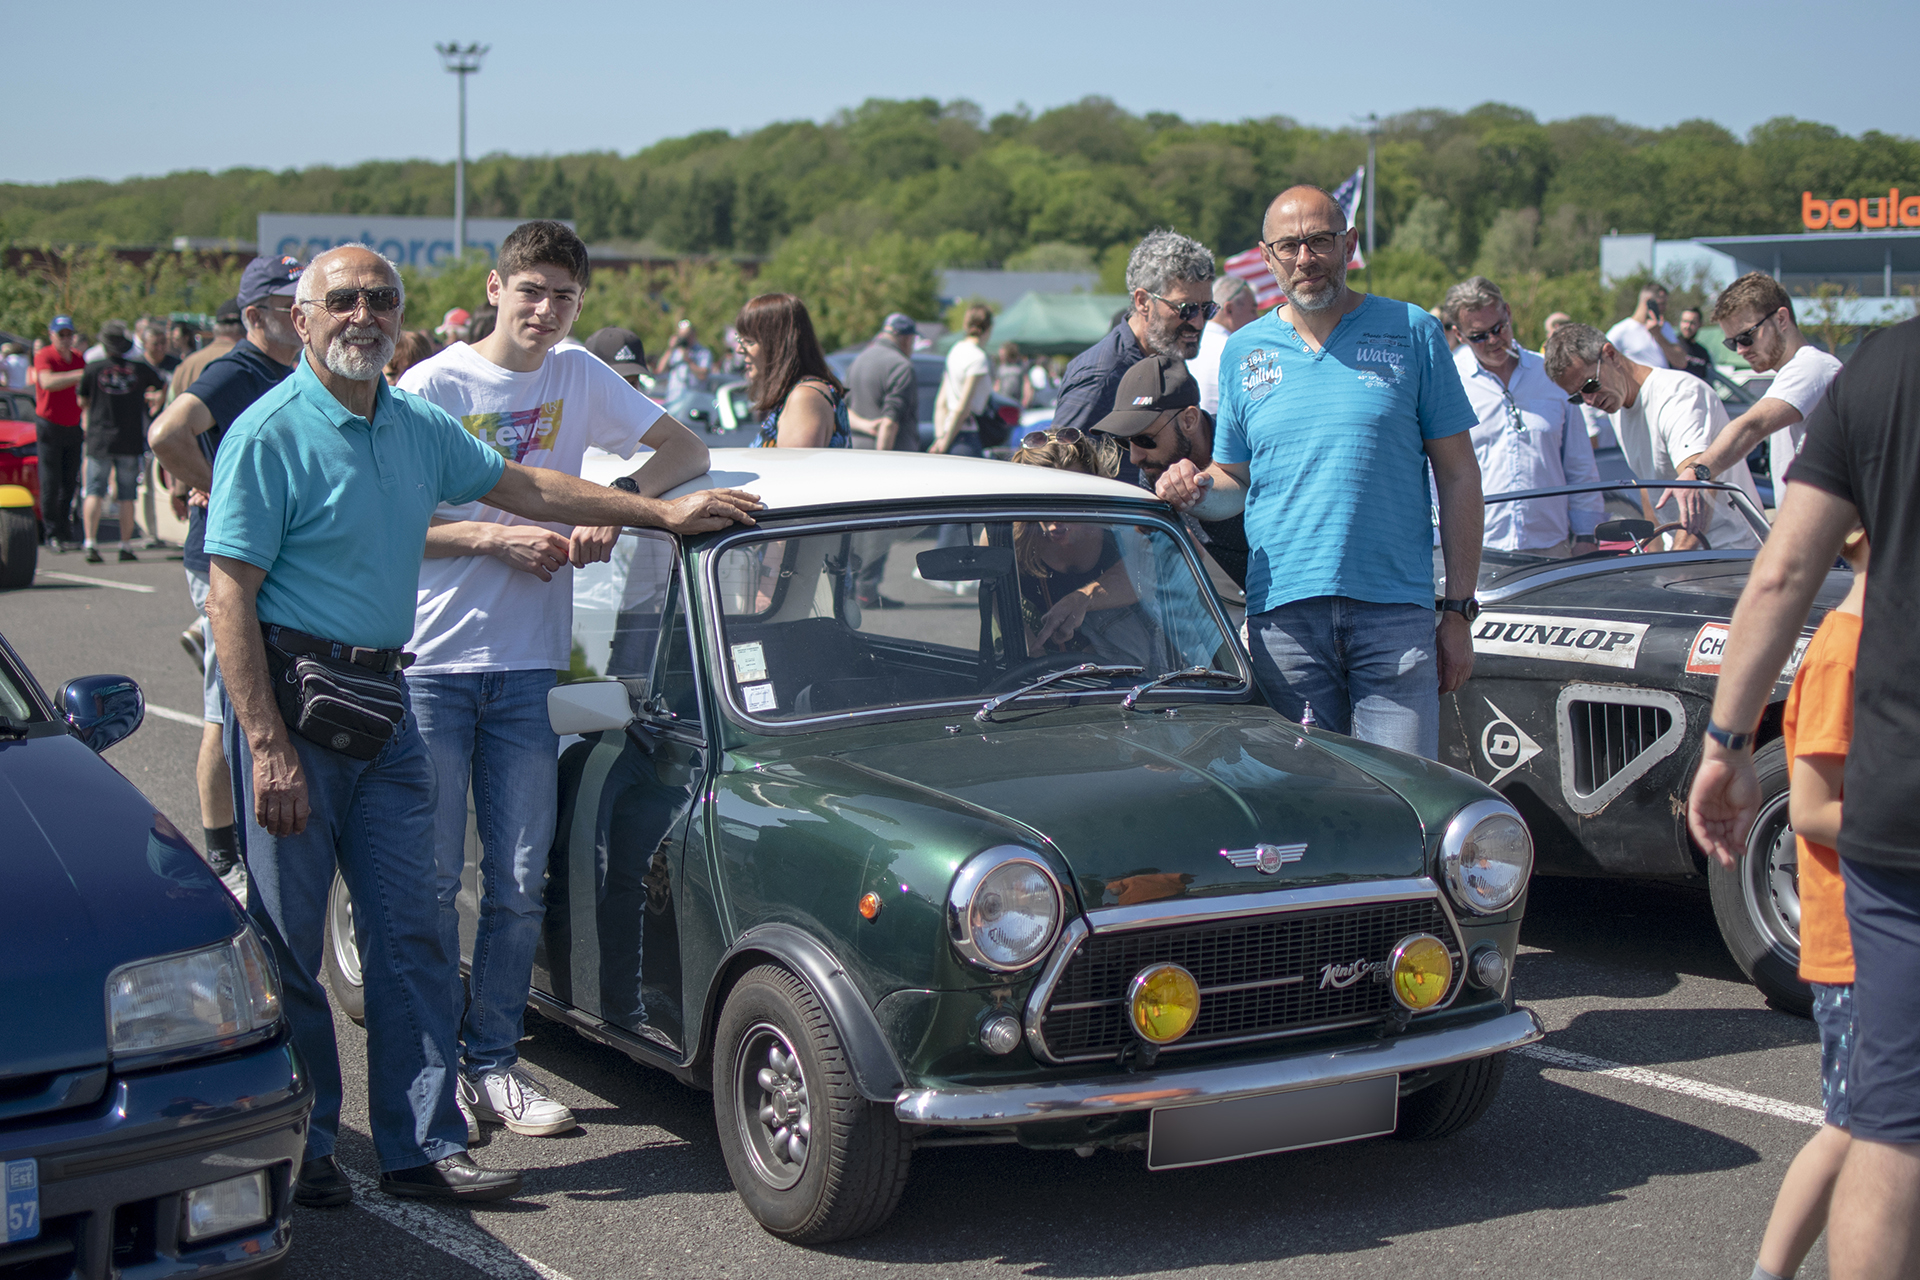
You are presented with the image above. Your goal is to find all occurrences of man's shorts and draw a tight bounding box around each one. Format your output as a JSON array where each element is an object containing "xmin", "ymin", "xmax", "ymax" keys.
[
  {"xmin": 1810, "ymin": 982, "xmax": 1854, "ymax": 1129},
  {"xmin": 1841, "ymin": 858, "xmax": 1920, "ymax": 1143},
  {"xmin": 186, "ymin": 567, "xmax": 223, "ymax": 724},
  {"xmin": 83, "ymin": 454, "xmax": 140, "ymax": 501}
]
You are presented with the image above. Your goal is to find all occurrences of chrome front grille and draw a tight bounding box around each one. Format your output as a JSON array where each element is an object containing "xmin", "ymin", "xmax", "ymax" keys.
[{"xmin": 1033, "ymin": 895, "xmax": 1462, "ymax": 1064}]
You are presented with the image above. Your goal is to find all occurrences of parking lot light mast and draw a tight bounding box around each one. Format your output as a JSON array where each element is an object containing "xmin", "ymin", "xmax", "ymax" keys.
[{"xmin": 436, "ymin": 42, "xmax": 489, "ymax": 262}]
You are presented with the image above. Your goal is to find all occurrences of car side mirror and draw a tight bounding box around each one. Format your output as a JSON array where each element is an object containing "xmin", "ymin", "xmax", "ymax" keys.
[
  {"xmin": 916, "ymin": 546, "xmax": 1014, "ymax": 582},
  {"xmin": 59, "ymin": 675, "xmax": 144, "ymax": 752},
  {"xmin": 1595, "ymin": 518, "xmax": 1655, "ymax": 544},
  {"xmin": 549, "ymin": 679, "xmax": 634, "ymax": 735}
]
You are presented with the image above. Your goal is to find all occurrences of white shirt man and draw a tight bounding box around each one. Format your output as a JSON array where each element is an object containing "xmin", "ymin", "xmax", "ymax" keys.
[
  {"xmin": 1187, "ymin": 277, "xmax": 1256, "ymax": 414},
  {"xmin": 1606, "ymin": 285, "xmax": 1690, "ymax": 372}
]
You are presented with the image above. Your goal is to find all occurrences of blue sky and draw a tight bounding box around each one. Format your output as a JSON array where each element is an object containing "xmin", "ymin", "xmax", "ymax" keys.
[{"xmin": 13, "ymin": 0, "xmax": 1916, "ymax": 187}]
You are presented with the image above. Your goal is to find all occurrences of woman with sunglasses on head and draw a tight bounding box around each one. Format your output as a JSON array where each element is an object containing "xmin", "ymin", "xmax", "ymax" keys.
[
  {"xmin": 733, "ymin": 293, "xmax": 851, "ymax": 449},
  {"xmin": 1007, "ymin": 427, "xmax": 1142, "ymax": 654}
]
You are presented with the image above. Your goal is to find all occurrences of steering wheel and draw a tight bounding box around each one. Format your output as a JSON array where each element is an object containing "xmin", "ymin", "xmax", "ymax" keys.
[
  {"xmin": 1633, "ymin": 522, "xmax": 1711, "ymax": 554},
  {"xmin": 982, "ymin": 652, "xmax": 1097, "ymax": 695}
]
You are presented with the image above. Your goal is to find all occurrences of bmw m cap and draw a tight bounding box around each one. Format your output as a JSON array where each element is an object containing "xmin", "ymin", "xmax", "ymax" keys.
[{"xmin": 1092, "ymin": 353, "xmax": 1201, "ymax": 437}]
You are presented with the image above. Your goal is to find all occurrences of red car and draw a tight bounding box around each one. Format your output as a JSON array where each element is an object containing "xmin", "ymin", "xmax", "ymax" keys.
[{"xmin": 0, "ymin": 385, "xmax": 40, "ymax": 589}]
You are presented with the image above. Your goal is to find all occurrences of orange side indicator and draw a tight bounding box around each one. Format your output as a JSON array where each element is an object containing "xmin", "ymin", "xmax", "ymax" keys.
[{"xmin": 858, "ymin": 892, "xmax": 882, "ymax": 920}]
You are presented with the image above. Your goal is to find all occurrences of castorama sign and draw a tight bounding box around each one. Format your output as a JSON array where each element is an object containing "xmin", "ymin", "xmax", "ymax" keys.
[{"xmin": 256, "ymin": 214, "xmax": 574, "ymax": 269}]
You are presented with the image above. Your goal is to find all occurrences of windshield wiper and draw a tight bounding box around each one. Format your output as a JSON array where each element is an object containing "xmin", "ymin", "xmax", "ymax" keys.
[
  {"xmin": 1122, "ymin": 666, "xmax": 1244, "ymax": 712},
  {"xmin": 975, "ymin": 663, "xmax": 1144, "ymax": 723}
]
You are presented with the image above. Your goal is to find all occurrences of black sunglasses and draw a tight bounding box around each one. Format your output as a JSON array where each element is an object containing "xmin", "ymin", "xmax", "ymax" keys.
[
  {"xmin": 1722, "ymin": 315, "xmax": 1771, "ymax": 352},
  {"xmin": 299, "ymin": 286, "xmax": 402, "ymax": 317},
  {"xmin": 1565, "ymin": 374, "xmax": 1602, "ymax": 404},
  {"xmin": 1147, "ymin": 292, "xmax": 1219, "ymax": 324},
  {"xmin": 1458, "ymin": 319, "xmax": 1509, "ymax": 346}
]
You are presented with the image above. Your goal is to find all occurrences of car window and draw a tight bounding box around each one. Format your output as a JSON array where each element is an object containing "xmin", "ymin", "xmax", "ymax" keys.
[
  {"xmin": 711, "ymin": 519, "xmax": 1244, "ymax": 722},
  {"xmin": 656, "ymin": 579, "xmax": 702, "ymax": 727},
  {"xmin": 570, "ymin": 531, "xmax": 677, "ymax": 696},
  {"xmin": 0, "ymin": 652, "xmax": 39, "ymax": 725}
]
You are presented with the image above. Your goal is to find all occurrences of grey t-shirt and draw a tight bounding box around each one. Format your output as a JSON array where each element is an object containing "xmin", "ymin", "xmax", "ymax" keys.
[{"xmin": 847, "ymin": 340, "xmax": 920, "ymax": 451}]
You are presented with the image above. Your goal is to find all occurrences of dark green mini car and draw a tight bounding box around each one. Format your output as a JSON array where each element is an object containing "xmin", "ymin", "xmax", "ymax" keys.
[{"xmin": 327, "ymin": 449, "xmax": 1543, "ymax": 1243}]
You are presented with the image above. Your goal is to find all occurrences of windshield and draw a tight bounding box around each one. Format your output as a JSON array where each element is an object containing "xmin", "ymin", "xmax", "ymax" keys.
[{"xmin": 710, "ymin": 517, "xmax": 1246, "ymax": 722}]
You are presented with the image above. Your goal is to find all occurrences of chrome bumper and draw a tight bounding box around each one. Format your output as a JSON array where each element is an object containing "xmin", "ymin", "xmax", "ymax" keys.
[{"xmin": 895, "ymin": 1007, "xmax": 1544, "ymax": 1126}]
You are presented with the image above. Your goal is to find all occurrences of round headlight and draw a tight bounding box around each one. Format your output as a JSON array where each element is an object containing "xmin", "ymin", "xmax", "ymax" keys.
[
  {"xmin": 1129, "ymin": 963, "xmax": 1201, "ymax": 1044},
  {"xmin": 1440, "ymin": 799, "xmax": 1534, "ymax": 915},
  {"xmin": 947, "ymin": 848, "xmax": 1064, "ymax": 972},
  {"xmin": 1389, "ymin": 934, "xmax": 1453, "ymax": 1011}
]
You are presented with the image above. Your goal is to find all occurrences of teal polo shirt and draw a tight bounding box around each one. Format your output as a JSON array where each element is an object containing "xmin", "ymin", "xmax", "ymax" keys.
[
  {"xmin": 1214, "ymin": 295, "xmax": 1474, "ymax": 614},
  {"xmin": 205, "ymin": 356, "xmax": 505, "ymax": 649}
]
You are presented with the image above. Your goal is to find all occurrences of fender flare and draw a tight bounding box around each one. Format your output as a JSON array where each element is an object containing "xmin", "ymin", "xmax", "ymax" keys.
[{"xmin": 709, "ymin": 923, "xmax": 904, "ymax": 1103}]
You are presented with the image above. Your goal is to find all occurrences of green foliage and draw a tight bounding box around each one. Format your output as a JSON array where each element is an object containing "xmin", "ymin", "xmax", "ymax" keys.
[
  {"xmin": 0, "ymin": 246, "xmax": 242, "ymax": 339},
  {"xmin": 758, "ymin": 231, "xmax": 938, "ymax": 351}
]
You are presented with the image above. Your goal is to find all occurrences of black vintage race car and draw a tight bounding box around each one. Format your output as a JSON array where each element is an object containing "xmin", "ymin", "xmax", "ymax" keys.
[{"xmin": 1438, "ymin": 480, "xmax": 1845, "ymax": 1016}]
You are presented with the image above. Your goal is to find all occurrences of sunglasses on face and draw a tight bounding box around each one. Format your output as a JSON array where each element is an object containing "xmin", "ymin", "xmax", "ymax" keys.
[
  {"xmin": 1147, "ymin": 293, "xmax": 1219, "ymax": 325},
  {"xmin": 1459, "ymin": 319, "xmax": 1510, "ymax": 345},
  {"xmin": 1117, "ymin": 412, "xmax": 1183, "ymax": 450},
  {"xmin": 299, "ymin": 286, "xmax": 402, "ymax": 316},
  {"xmin": 1722, "ymin": 315, "xmax": 1771, "ymax": 352},
  {"xmin": 1565, "ymin": 372, "xmax": 1602, "ymax": 404}
]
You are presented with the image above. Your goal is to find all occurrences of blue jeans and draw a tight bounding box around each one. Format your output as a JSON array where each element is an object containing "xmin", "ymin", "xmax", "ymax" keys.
[
  {"xmin": 225, "ymin": 681, "xmax": 468, "ymax": 1172},
  {"xmin": 409, "ymin": 669, "xmax": 559, "ymax": 1078},
  {"xmin": 1247, "ymin": 596, "xmax": 1439, "ymax": 759}
]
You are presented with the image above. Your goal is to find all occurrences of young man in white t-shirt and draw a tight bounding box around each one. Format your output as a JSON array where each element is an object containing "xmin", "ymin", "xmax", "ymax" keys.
[
  {"xmin": 1546, "ymin": 322, "xmax": 1763, "ymax": 552},
  {"xmin": 399, "ymin": 221, "xmax": 710, "ymax": 1138},
  {"xmin": 1680, "ymin": 272, "xmax": 1843, "ymax": 500}
]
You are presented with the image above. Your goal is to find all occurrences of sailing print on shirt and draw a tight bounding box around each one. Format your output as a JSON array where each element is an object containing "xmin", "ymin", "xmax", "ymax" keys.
[
  {"xmin": 1240, "ymin": 348, "xmax": 1282, "ymax": 401},
  {"xmin": 462, "ymin": 400, "xmax": 563, "ymax": 462}
]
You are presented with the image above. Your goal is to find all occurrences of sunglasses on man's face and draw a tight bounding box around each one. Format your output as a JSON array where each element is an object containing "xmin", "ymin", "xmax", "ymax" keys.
[
  {"xmin": 1722, "ymin": 315, "xmax": 1771, "ymax": 352},
  {"xmin": 1565, "ymin": 373, "xmax": 1602, "ymax": 404},
  {"xmin": 300, "ymin": 286, "xmax": 402, "ymax": 317},
  {"xmin": 1118, "ymin": 413, "xmax": 1182, "ymax": 450},
  {"xmin": 1147, "ymin": 293, "xmax": 1219, "ymax": 325},
  {"xmin": 1459, "ymin": 319, "xmax": 1509, "ymax": 345}
]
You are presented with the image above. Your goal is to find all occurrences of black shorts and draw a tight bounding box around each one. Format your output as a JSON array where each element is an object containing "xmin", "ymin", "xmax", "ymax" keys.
[{"xmin": 1842, "ymin": 857, "xmax": 1920, "ymax": 1144}]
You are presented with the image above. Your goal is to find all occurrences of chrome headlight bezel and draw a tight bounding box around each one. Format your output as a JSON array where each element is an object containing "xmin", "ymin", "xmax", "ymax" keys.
[
  {"xmin": 1439, "ymin": 798, "xmax": 1534, "ymax": 916},
  {"xmin": 946, "ymin": 846, "xmax": 1065, "ymax": 973},
  {"xmin": 106, "ymin": 926, "xmax": 284, "ymax": 1066}
]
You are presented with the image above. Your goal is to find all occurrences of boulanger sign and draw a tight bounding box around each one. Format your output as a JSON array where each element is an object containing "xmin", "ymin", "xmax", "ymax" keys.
[
  {"xmin": 257, "ymin": 214, "xmax": 573, "ymax": 269},
  {"xmin": 1802, "ymin": 190, "xmax": 1920, "ymax": 230}
]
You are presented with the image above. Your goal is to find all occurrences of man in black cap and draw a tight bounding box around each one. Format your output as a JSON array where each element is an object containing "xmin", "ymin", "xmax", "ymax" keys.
[
  {"xmin": 149, "ymin": 254, "xmax": 305, "ymax": 896},
  {"xmin": 167, "ymin": 297, "xmax": 244, "ymax": 405},
  {"xmin": 76, "ymin": 320, "xmax": 168, "ymax": 562},
  {"xmin": 585, "ymin": 326, "xmax": 648, "ymax": 391},
  {"xmin": 848, "ymin": 313, "xmax": 920, "ymax": 454},
  {"xmin": 1093, "ymin": 353, "xmax": 1249, "ymax": 591}
]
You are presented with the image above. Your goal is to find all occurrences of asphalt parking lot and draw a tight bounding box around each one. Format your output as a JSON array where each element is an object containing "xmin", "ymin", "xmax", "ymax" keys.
[{"xmin": 3, "ymin": 548, "xmax": 1831, "ymax": 1279}]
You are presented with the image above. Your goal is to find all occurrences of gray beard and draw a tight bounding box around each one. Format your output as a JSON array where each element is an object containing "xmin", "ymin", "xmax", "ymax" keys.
[
  {"xmin": 324, "ymin": 326, "xmax": 394, "ymax": 382},
  {"xmin": 1287, "ymin": 280, "xmax": 1343, "ymax": 312}
]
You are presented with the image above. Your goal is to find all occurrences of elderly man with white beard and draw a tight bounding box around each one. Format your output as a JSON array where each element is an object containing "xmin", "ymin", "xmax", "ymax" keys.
[{"xmin": 203, "ymin": 244, "xmax": 761, "ymax": 1212}]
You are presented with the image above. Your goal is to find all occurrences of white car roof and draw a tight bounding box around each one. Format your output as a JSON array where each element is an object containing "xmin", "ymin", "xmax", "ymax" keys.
[{"xmin": 578, "ymin": 446, "xmax": 1159, "ymax": 514}]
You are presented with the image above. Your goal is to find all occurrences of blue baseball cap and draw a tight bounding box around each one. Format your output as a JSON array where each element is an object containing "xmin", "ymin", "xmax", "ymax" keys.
[
  {"xmin": 237, "ymin": 254, "xmax": 305, "ymax": 311},
  {"xmin": 50, "ymin": 315, "xmax": 74, "ymax": 333}
]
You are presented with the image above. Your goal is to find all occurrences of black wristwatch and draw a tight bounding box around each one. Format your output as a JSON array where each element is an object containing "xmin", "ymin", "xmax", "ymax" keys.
[
  {"xmin": 1704, "ymin": 722, "xmax": 1754, "ymax": 752},
  {"xmin": 1687, "ymin": 463, "xmax": 1711, "ymax": 482},
  {"xmin": 609, "ymin": 475, "xmax": 641, "ymax": 495},
  {"xmin": 1437, "ymin": 597, "xmax": 1481, "ymax": 623}
]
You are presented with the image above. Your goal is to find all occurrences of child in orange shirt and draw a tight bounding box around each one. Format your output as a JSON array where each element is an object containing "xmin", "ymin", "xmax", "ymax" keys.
[{"xmin": 1752, "ymin": 527, "xmax": 1867, "ymax": 1280}]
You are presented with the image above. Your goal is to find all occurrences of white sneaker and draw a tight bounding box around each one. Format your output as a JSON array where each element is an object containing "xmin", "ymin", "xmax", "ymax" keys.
[
  {"xmin": 455, "ymin": 1084, "xmax": 480, "ymax": 1144},
  {"xmin": 463, "ymin": 1067, "xmax": 576, "ymax": 1136}
]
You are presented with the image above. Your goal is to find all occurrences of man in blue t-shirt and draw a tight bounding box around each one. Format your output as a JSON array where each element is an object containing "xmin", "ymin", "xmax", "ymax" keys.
[
  {"xmin": 1156, "ymin": 186, "xmax": 1483, "ymax": 759},
  {"xmin": 147, "ymin": 254, "xmax": 305, "ymax": 895}
]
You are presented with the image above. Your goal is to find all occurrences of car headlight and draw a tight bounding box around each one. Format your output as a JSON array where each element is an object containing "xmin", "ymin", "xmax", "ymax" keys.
[
  {"xmin": 1439, "ymin": 799, "xmax": 1534, "ymax": 915},
  {"xmin": 947, "ymin": 847, "xmax": 1064, "ymax": 972},
  {"xmin": 107, "ymin": 927, "xmax": 282, "ymax": 1060}
]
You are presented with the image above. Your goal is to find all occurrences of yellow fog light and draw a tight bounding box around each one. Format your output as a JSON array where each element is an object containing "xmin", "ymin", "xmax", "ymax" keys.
[
  {"xmin": 1389, "ymin": 934, "xmax": 1453, "ymax": 1011},
  {"xmin": 1128, "ymin": 963, "xmax": 1201, "ymax": 1044}
]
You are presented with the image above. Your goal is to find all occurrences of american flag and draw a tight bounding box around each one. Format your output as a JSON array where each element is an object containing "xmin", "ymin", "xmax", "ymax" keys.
[{"xmin": 1223, "ymin": 165, "xmax": 1367, "ymax": 310}]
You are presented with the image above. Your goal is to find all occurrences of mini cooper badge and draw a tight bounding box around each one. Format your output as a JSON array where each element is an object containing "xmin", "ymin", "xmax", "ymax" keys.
[{"xmin": 1220, "ymin": 842, "xmax": 1306, "ymax": 875}]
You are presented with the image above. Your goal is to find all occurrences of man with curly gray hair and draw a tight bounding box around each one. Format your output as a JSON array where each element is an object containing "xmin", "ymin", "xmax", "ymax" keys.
[{"xmin": 1051, "ymin": 228, "xmax": 1217, "ymax": 454}]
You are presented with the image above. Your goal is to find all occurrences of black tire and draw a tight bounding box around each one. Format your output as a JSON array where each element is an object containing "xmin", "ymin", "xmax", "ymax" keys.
[
  {"xmin": 321, "ymin": 871, "xmax": 367, "ymax": 1026},
  {"xmin": 1707, "ymin": 741, "xmax": 1813, "ymax": 1018},
  {"xmin": 1393, "ymin": 1052, "xmax": 1507, "ymax": 1140},
  {"xmin": 712, "ymin": 964, "xmax": 911, "ymax": 1244},
  {"xmin": 0, "ymin": 506, "xmax": 36, "ymax": 590}
]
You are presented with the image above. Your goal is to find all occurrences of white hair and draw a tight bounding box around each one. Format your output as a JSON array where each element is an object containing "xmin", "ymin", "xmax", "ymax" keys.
[{"xmin": 296, "ymin": 243, "xmax": 405, "ymax": 305}]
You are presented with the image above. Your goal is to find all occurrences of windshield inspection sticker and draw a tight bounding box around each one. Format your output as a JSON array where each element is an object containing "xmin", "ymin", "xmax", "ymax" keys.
[
  {"xmin": 1686, "ymin": 622, "xmax": 1814, "ymax": 681},
  {"xmin": 742, "ymin": 682, "xmax": 777, "ymax": 713},
  {"xmin": 731, "ymin": 642, "xmax": 767, "ymax": 684},
  {"xmin": 1472, "ymin": 613, "xmax": 1649, "ymax": 670}
]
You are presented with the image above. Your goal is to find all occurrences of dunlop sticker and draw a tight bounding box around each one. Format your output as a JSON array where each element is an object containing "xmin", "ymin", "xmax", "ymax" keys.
[
  {"xmin": 1471, "ymin": 613, "xmax": 1649, "ymax": 669},
  {"xmin": 1686, "ymin": 622, "xmax": 1813, "ymax": 681}
]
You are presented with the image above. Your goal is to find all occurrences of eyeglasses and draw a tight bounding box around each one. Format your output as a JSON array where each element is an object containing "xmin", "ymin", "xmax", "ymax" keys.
[
  {"xmin": 1565, "ymin": 368, "xmax": 1603, "ymax": 404},
  {"xmin": 1261, "ymin": 231, "xmax": 1344, "ymax": 260},
  {"xmin": 1459, "ymin": 319, "xmax": 1510, "ymax": 346},
  {"xmin": 1020, "ymin": 426, "xmax": 1085, "ymax": 450},
  {"xmin": 298, "ymin": 287, "xmax": 402, "ymax": 317},
  {"xmin": 1722, "ymin": 315, "xmax": 1772, "ymax": 352},
  {"xmin": 1147, "ymin": 293, "xmax": 1219, "ymax": 324}
]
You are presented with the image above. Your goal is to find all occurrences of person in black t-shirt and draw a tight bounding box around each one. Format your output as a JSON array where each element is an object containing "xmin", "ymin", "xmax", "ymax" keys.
[
  {"xmin": 1674, "ymin": 307, "xmax": 1714, "ymax": 382},
  {"xmin": 1687, "ymin": 316, "xmax": 1920, "ymax": 1279},
  {"xmin": 76, "ymin": 321, "xmax": 167, "ymax": 562}
]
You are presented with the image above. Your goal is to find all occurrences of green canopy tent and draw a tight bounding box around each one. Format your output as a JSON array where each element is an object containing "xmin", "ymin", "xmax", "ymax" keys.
[{"xmin": 939, "ymin": 292, "xmax": 1130, "ymax": 357}]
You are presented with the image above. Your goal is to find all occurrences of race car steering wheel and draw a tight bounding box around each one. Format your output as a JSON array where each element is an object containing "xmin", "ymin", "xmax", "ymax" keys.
[{"xmin": 1634, "ymin": 522, "xmax": 1712, "ymax": 554}]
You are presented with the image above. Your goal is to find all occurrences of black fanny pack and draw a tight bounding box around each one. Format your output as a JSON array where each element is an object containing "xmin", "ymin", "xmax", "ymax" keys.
[{"xmin": 261, "ymin": 624, "xmax": 411, "ymax": 760}]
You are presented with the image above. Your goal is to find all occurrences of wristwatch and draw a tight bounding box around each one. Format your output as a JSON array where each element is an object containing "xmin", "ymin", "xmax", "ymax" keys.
[
  {"xmin": 1687, "ymin": 463, "xmax": 1711, "ymax": 482},
  {"xmin": 1436, "ymin": 597, "xmax": 1481, "ymax": 623},
  {"xmin": 1704, "ymin": 722, "xmax": 1754, "ymax": 752},
  {"xmin": 609, "ymin": 475, "xmax": 641, "ymax": 495}
]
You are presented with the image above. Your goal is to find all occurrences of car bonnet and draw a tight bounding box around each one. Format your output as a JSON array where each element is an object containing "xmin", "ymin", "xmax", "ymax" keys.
[{"xmin": 0, "ymin": 731, "xmax": 244, "ymax": 1076}]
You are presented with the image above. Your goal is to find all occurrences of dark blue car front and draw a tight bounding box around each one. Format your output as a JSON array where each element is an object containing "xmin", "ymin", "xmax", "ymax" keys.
[{"xmin": 0, "ymin": 632, "xmax": 312, "ymax": 1279}]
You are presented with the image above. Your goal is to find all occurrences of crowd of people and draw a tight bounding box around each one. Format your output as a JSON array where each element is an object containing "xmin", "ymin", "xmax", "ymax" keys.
[{"xmin": 18, "ymin": 185, "xmax": 1915, "ymax": 1276}]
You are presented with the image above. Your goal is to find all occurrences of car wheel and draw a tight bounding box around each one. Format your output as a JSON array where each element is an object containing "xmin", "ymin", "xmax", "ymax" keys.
[
  {"xmin": 712, "ymin": 964, "xmax": 910, "ymax": 1243},
  {"xmin": 0, "ymin": 506, "xmax": 36, "ymax": 590},
  {"xmin": 322, "ymin": 871, "xmax": 367, "ymax": 1026},
  {"xmin": 1706, "ymin": 741, "xmax": 1813, "ymax": 1017},
  {"xmin": 1392, "ymin": 1052, "xmax": 1507, "ymax": 1140}
]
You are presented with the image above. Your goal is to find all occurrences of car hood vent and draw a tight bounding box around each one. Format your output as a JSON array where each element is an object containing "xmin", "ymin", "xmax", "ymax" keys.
[{"xmin": 1555, "ymin": 684, "xmax": 1686, "ymax": 816}]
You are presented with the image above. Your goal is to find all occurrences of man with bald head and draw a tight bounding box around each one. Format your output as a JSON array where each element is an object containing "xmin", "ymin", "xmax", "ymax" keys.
[
  {"xmin": 204, "ymin": 244, "xmax": 761, "ymax": 1209},
  {"xmin": 1156, "ymin": 186, "xmax": 1482, "ymax": 758}
]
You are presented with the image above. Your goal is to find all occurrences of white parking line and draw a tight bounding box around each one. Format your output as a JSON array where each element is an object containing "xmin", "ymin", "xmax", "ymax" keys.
[
  {"xmin": 341, "ymin": 1169, "xmax": 574, "ymax": 1280},
  {"xmin": 1518, "ymin": 1042, "xmax": 1825, "ymax": 1127},
  {"xmin": 146, "ymin": 704, "xmax": 206, "ymax": 728},
  {"xmin": 36, "ymin": 571, "xmax": 157, "ymax": 593}
]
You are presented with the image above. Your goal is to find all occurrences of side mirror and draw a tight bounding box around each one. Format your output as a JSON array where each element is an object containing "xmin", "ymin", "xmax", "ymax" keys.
[
  {"xmin": 59, "ymin": 675, "xmax": 144, "ymax": 752},
  {"xmin": 549, "ymin": 679, "xmax": 634, "ymax": 736}
]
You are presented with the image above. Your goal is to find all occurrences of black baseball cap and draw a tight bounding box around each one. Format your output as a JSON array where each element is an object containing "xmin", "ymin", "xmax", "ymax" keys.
[
  {"xmin": 1092, "ymin": 354, "xmax": 1200, "ymax": 437},
  {"xmin": 214, "ymin": 297, "xmax": 242, "ymax": 322},
  {"xmin": 586, "ymin": 327, "xmax": 648, "ymax": 376},
  {"xmin": 237, "ymin": 254, "xmax": 304, "ymax": 311}
]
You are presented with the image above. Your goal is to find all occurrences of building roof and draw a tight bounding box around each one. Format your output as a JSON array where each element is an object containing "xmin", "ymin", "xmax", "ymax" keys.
[
  {"xmin": 579, "ymin": 446, "xmax": 1159, "ymax": 515},
  {"xmin": 1693, "ymin": 229, "xmax": 1920, "ymax": 275}
]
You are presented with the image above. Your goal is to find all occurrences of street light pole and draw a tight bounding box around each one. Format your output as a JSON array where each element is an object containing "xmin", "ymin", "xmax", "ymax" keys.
[{"xmin": 435, "ymin": 42, "xmax": 489, "ymax": 262}]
